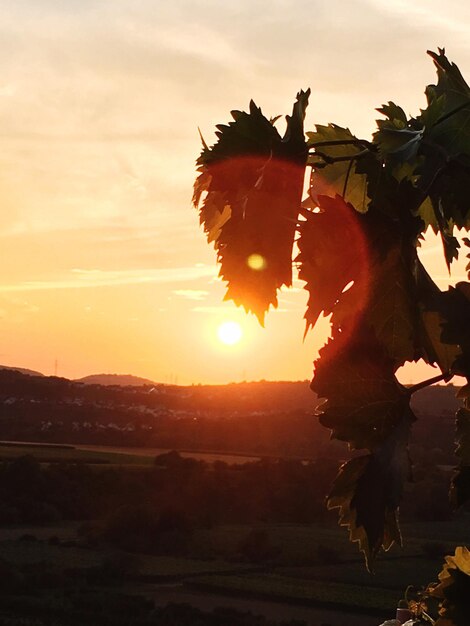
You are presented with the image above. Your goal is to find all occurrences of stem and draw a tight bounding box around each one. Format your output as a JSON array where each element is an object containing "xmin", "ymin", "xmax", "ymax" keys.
[
  {"xmin": 407, "ymin": 372, "xmax": 452, "ymax": 395},
  {"xmin": 311, "ymin": 148, "xmax": 370, "ymax": 165},
  {"xmin": 308, "ymin": 138, "xmax": 374, "ymax": 149}
]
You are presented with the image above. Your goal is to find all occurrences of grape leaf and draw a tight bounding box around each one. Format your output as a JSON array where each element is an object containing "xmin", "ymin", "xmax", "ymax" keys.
[
  {"xmin": 296, "ymin": 195, "xmax": 369, "ymax": 331},
  {"xmin": 306, "ymin": 124, "xmax": 373, "ymax": 213},
  {"xmin": 412, "ymin": 50, "xmax": 470, "ymax": 261},
  {"xmin": 450, "ymin": 407, "xmax": 470, "ymax": 509},
  {"xmin": 416, "ymin": 197, "xmax": 439, "ymax": 232},
  {"xmin": 423, "ymin": 49, "xmax": 470, "ymax": 159},
  {"xmin": 412, "ymin": 260, "xmax": 461, "ymax": 375},
  {"xmin": 327, "ymin": 416, "xmax": 412, "ymax": 571},
  {"xmin": 464, "ymin": 237, "xmax": 470, "ymax": 278},
  {"xmin": 374, "ymin": 101, "xmax": 423, "ymax": 164},
  {"xmin": 365, "ymin": 243, "xmax": 419, "ymax": 366},
  {"xmin": 438, "ymin": 283, "xmax": 470, "ymax": 377},
  {"xmin": 194, "ymin": 90, "xmax": 310, "ymax": 322},
  {"xmin": 430, "ymin": 547, "xmax": 470, "ymax": 626},
  {"xmin": 311, "ymin": 327, "xmax": 414, "ymax": 450}
]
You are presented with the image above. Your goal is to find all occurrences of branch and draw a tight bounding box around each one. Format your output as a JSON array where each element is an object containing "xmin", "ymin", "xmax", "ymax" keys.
[
  {"xmin": 407, "ymin": 372, "xmax": 452, "ymax": 395},
  {"xmin": 308, "ymin": 138, "xmax": 374, "ymax": 150},
  {"xmin": 310, "ymin": 148, "xmax": 370, "ymax": 166}
]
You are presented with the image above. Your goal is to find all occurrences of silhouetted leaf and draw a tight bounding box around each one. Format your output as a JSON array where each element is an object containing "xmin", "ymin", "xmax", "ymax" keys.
[
  {"xmin": 297, "ymin": 195, "xmax": 369, "ymax": 331},
  {"xmin": 423, "ymin": 49, "xmax": 470, "ymax": 159},
  {"xmin": 450, "ymin": 407, "xmax": 470, "ymax": 509},
  {"xmin": 430, "ymin": 547, "xmax": 470, "ymax": 626},
  {"xmin": 414, "ymin": 49, "xmax": 470, "ymax": 255},
  {"xmin": 328, "ymin": 416, "xmax": 412, "ymax": 571},
  {"xmin": 311, "ymin": 327, "xmax": 413, "ymax": 450},
  {"xmin": 366, "ymin": 243, "xmax": 419, "ymax": 366},
  {"xmin": 374, "ymin": 101, "xmax": 423, "ymax": 165},
  {"xmin": 194, "ymin": 90, "xmax": 310, "ymax": 322},
  {"xmin": 439, "ymin": 283, "xmax": 470, "ymax": 377},
  {"xmin": 307, "ymin": 124, "xmax": 372, "ymax": 213}
]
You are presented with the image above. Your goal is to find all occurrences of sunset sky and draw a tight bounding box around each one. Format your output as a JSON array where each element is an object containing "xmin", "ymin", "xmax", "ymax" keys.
[{"xmin": 1, "ymin": 0, "xmax": 469, "ymax": 384}]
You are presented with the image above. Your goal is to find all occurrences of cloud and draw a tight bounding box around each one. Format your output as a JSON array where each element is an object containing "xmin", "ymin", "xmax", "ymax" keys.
[
  {"xmin": 0, "ymin": 266, "xmax": 217, "ymax": 293},
  {"xmin": 192, "ymin": 305, "xmax": 234, "ymax": 314},
  {"xmin": 173, "ymin": 289, "xmax": 208, "ymax": 300},
  {"xmin": 368, "ymin": 0, "xmax": 470, "ymax": 40}
]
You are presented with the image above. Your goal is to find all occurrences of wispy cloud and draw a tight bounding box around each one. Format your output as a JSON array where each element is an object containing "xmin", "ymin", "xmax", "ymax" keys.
[
  {"xmin": 0, "ymin": 266, "xmax": 216, "ymax": 292},
  {"xmin": 368, "ymin": 0, "xmax": 470, "ymax": 39},
  {"xmin": 173, "ymin": 289, "xmax": 208, "ymax": 300},
  {"xmin": 192, "ymin": 305, "xmax": 233, "ymax": 314}
]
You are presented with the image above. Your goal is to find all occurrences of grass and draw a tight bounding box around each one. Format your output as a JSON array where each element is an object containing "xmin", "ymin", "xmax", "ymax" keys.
[
  {"xmin": 187, "ymin": 572, "xmax": 400, "ymax": 613},
  {"xmin": 277, "ymin": 557, "xmax": 444, "ymax": 590},
  {"xmin": 0, "ymin": 533, "xmax": 255, "ymax": 580}
]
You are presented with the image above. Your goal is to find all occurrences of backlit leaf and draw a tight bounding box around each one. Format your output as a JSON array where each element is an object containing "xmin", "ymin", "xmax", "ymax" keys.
[
  {"xmin": 430, "ymin": 547, "xmax": 470, "ymax": 626},
  {"xmin": 307, "ymin": 124, "xmax": 372, "ymax": 213},
  {"xmin": 327, "ymin": 416, "xmax": 412, "ymax": 571},
  {"xmin": 450, "ymin": 407, "xmax": 470, "ymax": 509},
  {"xmin": 194, "ymin": 90, "xmax": 310, "ymax": 322},
  {"xmin": 296, "ymin": 195, "xmax": 369, "ymax": 331},
  {"xmin": 311, "ymin": 327, "xmax": 413, "ymax": 451}
]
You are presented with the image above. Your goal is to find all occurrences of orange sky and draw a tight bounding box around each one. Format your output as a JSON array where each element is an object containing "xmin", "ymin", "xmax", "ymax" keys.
[{"xmin": 0, "ymin": 1, "xmax": 469, "ymax": 384}]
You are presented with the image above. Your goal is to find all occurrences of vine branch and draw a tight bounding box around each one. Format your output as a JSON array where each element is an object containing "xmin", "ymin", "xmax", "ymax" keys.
[
  {"xmin": 309, "ymin": 148, "xmax": 370, "ymax": 168},
  {"xmin": 407, "ymin": 372, "xmax": 452, "ymax": 395},
  {"xmin": 308, "ymin": 138, "xmax": 374, "ymax": 150}
]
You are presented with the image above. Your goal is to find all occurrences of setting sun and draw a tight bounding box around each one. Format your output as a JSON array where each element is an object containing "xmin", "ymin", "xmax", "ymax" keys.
[{"xmin": 217, "ymin": 321, "xmax": 243, "ymax": 346}]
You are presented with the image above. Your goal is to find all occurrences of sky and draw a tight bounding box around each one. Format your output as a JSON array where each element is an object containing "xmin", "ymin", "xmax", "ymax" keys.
[{"xmin": 0, "ymin": 0, "xmax": 469, "ymax": 384}]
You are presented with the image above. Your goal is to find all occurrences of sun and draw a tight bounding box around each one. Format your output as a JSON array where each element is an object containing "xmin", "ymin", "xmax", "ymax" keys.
[{"xmin": 217, "ymin": 321, "xmax": 243, "ymax": 346}]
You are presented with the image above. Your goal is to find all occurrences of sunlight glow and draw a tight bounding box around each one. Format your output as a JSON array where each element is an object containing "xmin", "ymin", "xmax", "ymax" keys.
[{"xmin": 217, "ymin": 321, "xmax": 243, "ymax": 345}]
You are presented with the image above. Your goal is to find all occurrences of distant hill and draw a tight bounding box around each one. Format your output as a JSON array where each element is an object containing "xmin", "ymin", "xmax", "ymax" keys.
[
  {"xmin": 76, "ymin": 373, "xmax": 157, "ymax": 387},
  {"xmin": 0, "ymin": 365, "xmax": 44, "ymax": 377},
  {"xmin": 0, "ymin": 367, "xmax": 463, "ymax": 459}
]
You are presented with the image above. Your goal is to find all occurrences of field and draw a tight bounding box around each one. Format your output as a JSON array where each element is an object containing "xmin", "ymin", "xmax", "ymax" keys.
[
  {"xmin": 0, "ymin": 517, "xmax": 466, "ymax": 622},
  {"xmin": 187, "ymin": 573, "xmax": 401, "ymax": 613},
  {"xmin": 0, "ymin": 441, "xmax": 261, "ymax": 466},
  {"xmin": 0, "ymin": 439, "xmax": 466, "ymax": 625}
]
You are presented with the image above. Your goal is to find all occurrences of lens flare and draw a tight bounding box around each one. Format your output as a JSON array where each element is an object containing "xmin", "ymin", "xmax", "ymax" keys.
[{"xmin": 247, "ymin": 253, "xmax": 266, "ymax": 271}]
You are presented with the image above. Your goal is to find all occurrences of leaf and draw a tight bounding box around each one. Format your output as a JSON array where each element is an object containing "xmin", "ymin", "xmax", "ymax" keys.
[
  {"xmin": 423, "ymin": 49, "xmax": 470, "ymax": 159},
  {"xmin": 414, "ymin": 261, "xmax": 462, "ymax": 375},
  {"xmin": 194, "ymin": 90, "xmax": 310, "ymax": 322},
  {"xmin": 414, "ymin": 50, "xmax": 470, "ymax": 242},
  {"xmin": 430, "ymin": 547, "xmax": 470, "ymax": 626},
  {"xmin": 464, "ymin": 237, "xmax": 470, "ymax": 278},
  {"xmin": 311, "ymin": 326, "xmax": 414, "ymax": 450},
  {"xmin": 307, "ymin": 124, "xmax": 373, "ymax": 213},
  {"xmin": 420, "ymin": 310, "xmax": 461, "ymax": 375},
  {"xmin": 374, "ymin": 100, "xmax": 423, "ymax": 163},
  {"xmin": 450, "ymin": 407, "xmax": 470, "ymax": 508},
  {"xmin": 438, "ymin": 283, "xmax": 470, "ymax": 377},
  {"xmin": 365, "ymin": 243, "xmax": 419, "ymax": 366},
  {"xmin": 296, "ymin": 195, "xmax": 369, "ymax": 331},
  {"xmin": 327, "ymin": 415, "xmax": 412, "ymax": 571},
  {"xmin": 298, "ymin": 192, "xmax": 430, "ymax": 372},
  {"xmin": 416, "ymin": 197, "xmax": 439, "ymax": 232}
]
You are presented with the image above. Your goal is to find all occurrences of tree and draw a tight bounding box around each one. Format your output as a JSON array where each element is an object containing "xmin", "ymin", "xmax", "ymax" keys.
[{"xmin": 193, "ymin": 49, "xmax": 470, "ymax": 624}]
